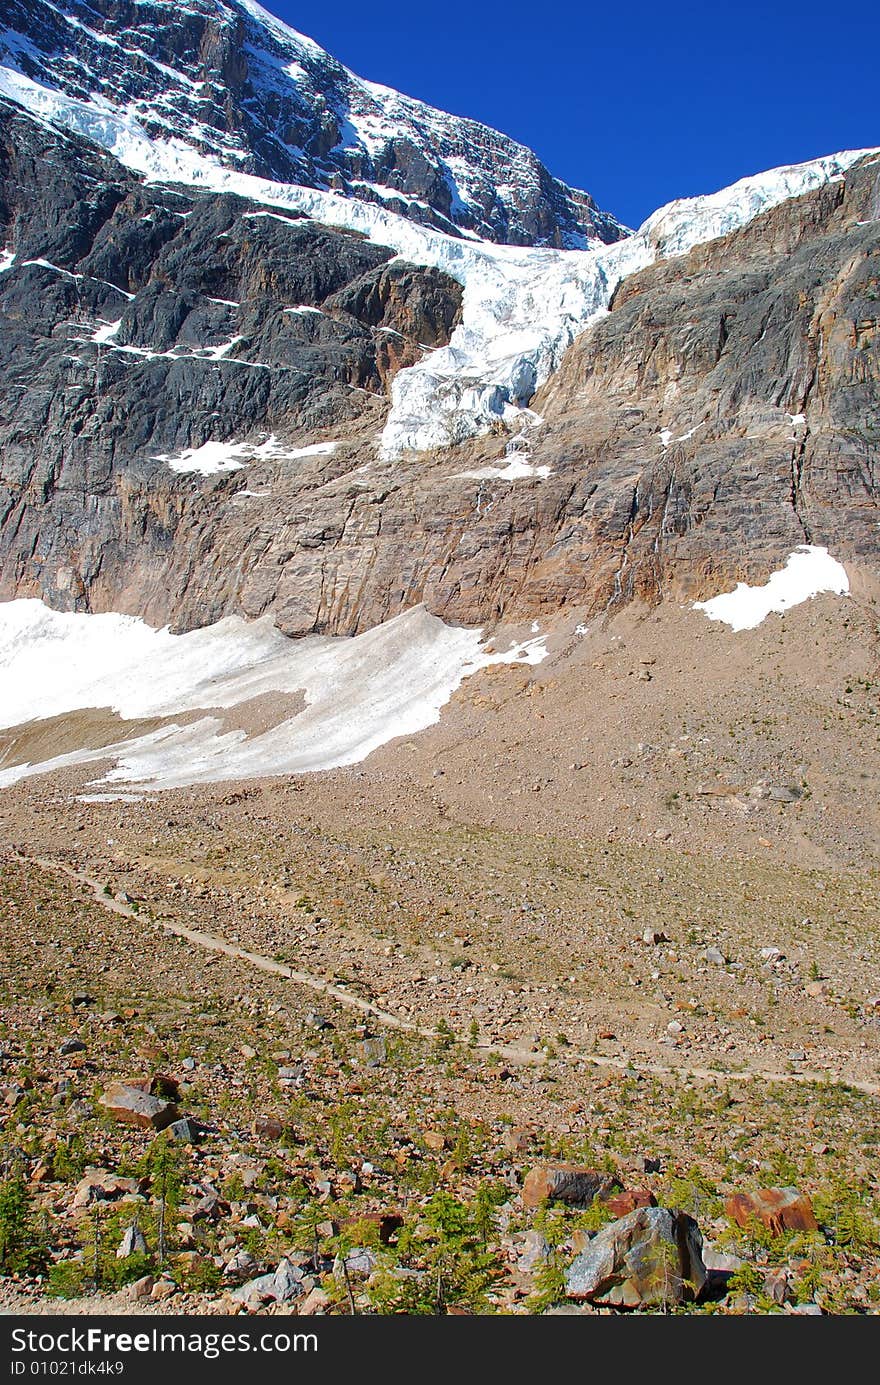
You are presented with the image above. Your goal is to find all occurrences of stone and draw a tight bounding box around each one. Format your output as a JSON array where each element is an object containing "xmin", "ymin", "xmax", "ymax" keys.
[
  {"xmin": 702, "ymin": 947, "xmax": 727, "ymax": 966},
  {"xmin": 253, "ymin": 1115, "xmax": 285, "ymax": 1140},
  {"xmin": 333, "ymin": 1247, "xmax": 377, "ymax": 1281},
  {"xmin": 512, "ymin": 1230, "xmax": 551, "ymax": 1273},
  {"xmin": 724, "ymin": 1188, "xmax": 819, "ymax": 1236},
  {"xmin": 763, "ymin": 1267, "xmax": 793, "ymax": 1304},
  {"xmin": 232, "ymin": 1258, "xmax": 304, "ymax": 1308},
  {"xmin": 150, "ymin": 1278, "xmax": 177, "ymax": 1301},
  {"xmin": 522, "ymin": 1165, "xmax": 620, "ymax": 1210},
  {"xmin": 128, "ymin": 1275, "xmax": 154, "ymax": 1302},
  {"xmin": 565, "ymin": 1207, "xmax": 707, "ymax": 1307},
  {"xmin": 72, "ymin": 1168, "xmax": 141, "ymax": 1208},
  {"xmin": 117, "ymin": 1225, "xmax": 148, "ymax": 1259},
  {"xmin": 168, "ymin": 1117, "xmax": 198, "ymax": 1143},
  {"xmin": 277, "ymin": 1066, "xmax": 304, "ymax": 1084},
  {"xmin": 502, "ymin": 1126, "xmax": 531, "ymax": 1154},
  {"xmin": 98, "ymin": 1082, "xmax": 178, "ymax": 1131},
  {"xmin": 602, "ymin": 1188, "xmax": 657, "ymax": 1218},
  {"xmin": 299, "ymin": 1287, "xmax": 331, "ymax": 1316},
  {"xmin": 422, "ymin": 1129, "xmax": 448, "ymax": 1152},
  {"xmin": 59, "ymin": 1037, "xmax": 86, "ymax": 1055},
  {"xmin": 701, "ymin": 1242, "xmax": 745, "ymax": 1293},
  {"xmin": 355, "ymin": 1036, "xmax": 386, "ymax": 1066},
  {"xmin": 642, "ymin": 930, "xmax": 668, "ymax": 945}
]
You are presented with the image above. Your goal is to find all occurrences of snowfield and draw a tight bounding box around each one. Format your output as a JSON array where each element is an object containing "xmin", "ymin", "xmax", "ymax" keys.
[{"xmin": 0, "ymin": 601, "xmax": 546, "ymax": 792}]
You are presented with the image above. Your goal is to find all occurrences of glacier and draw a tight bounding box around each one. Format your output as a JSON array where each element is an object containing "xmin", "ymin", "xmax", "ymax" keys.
[{"xmin": 0, "ymin": 66, "xmax": 877, "ymax": 462}]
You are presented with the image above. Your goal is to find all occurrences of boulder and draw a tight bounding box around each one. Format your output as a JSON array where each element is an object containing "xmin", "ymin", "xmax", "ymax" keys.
[
  {"xmin": 117, "ymin": 1225, "xmax": 148, "ymax": 1259},
  {"xmin": 98, "ymin": 1082, "xmax": 179, "ymax": 1131},
  {"xmin": 333, "ymin": 1247, "xmax": 377, "ymax": 1281},
  {"xmin": 512, "ymin": 1230, "xmax": 551, "ymax": 1273},
  {"xmin": 565, "ymin": 1206, "xmax": 707, "ymax": 1307},
  {"xmin": 253, "ymin": 1115, "xmax": 285, "ymax": 1140},
  {"xmin": 231, "ymin": 1258, "xmax": 304, "ymax": 1308},
  {"xmin": 522, "ymin": 1165, "xmax": 620, "ymax": 1210},
  {"xmin": 168, "ymin": 1117, "xmax": 198, "ymax": 1143},
  {"xmin": 299, "ymin": 1286, "xmax": 331, "ymax": 1315},
  {"xmin": 602, "ymin": 1188, "xmax": 657, "ymax": 1218},
  {"xmin": 724, "ymin": 1188, "xmax": 818, "ymax": 1236},
  {"xmin": 72, "ymin": 1167, "xmax": 141, "ymax": 1208}
]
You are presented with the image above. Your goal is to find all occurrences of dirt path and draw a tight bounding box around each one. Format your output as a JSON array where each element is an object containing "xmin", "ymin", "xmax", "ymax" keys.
[{"xmin": 19, "ymin": 850, "xmax": 880, "ymax": 1098}]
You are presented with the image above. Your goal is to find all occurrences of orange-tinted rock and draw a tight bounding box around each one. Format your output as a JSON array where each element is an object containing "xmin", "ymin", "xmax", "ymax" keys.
[
  {"xmin": 253, "ymin": 1115, "xmax": 285, "ymax": 1140},
  {"xmin": 98, "ymin": 1082, "xmax": 178, "ymax": 1131},
  {"xmin": 602, "ymin": 1188, "xmax": 657, "ymax": 1217},
  {"xmin": 522, "ymin": 1164, "xmax": 620, "ymax": 1210},
  {"xmin": 724, "ymin": 1188, "xmax": 818, "ymax": 1236}
]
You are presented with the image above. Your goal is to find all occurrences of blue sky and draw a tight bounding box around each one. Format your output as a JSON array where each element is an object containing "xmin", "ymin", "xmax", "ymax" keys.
[{"xmin": 267, "ymin": 0, "xmax": 879, "ymax": 229}]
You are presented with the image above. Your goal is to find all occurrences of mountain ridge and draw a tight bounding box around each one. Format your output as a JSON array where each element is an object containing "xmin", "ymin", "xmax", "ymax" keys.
[{"xmin": 0, "ymin": 0, "xmax": 627, "ymax": 248}]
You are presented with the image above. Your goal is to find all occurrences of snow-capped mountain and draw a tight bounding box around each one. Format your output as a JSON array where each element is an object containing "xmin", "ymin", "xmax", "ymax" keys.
[
  {"xmin": 0, "ymin": 0, "xmax": 876, "ymax": 689},
  {"xmin": 0, "ymin": 0, "xmax": 626, "ymax": 248}
]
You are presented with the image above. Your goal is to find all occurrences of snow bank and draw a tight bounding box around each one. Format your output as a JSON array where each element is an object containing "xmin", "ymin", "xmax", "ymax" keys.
[
  {"xmin": 0, "ymin": 63, "xmax": 874, "ymax": 460},
  {"xmin": 0, "ymin": 600, "xmax": 546, "ymax": 791},
  {"xmin": 154, "ymin": 434, "xmax": 339, "ymax": 474},
  {"xmin": 693, "ymin": 545, "xmax": 850, "ymax": 631},
  {"xmin": 458, "ymin": 459, "xmax": 552, "ymax": 481}
]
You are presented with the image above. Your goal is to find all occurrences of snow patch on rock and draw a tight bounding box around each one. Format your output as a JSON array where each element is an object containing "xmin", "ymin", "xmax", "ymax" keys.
[{"xmin": 693, "ymin": 545, "xmax": 850, "ymax": 631}]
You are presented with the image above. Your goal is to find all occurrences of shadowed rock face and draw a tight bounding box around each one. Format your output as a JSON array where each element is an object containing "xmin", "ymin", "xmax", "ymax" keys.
[
  {"xmin": 0, "ymin": 0, "xmax": 626, "ymax": 249},
  {"xmin": 0, "ymin": 105, "xmax": 463, "ymax": 627},
  {"xmin": 0, "ymin": 98, "xmax": 877, "ymax": 638}
]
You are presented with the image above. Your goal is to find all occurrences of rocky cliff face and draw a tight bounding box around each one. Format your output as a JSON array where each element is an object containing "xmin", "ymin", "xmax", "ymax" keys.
[
  {"xmin": 1, "ymin": 96, "xmax": 876, "ymax": 637},
  {"xmin": 0, "ymin": 0, "xmax": 625, "ymax": 248},
  {"xmin": 0, "ymin": 103, "xmax": 463, "ymax": 625}
]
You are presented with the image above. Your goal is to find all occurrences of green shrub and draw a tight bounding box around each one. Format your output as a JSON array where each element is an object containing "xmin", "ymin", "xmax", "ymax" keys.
[{"xmin": 0, "ymin": 1173, "xmax": 47, "ymax": 1275}]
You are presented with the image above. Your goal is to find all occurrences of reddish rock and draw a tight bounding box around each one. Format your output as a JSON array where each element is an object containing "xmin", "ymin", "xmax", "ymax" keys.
[
  {"xmin": 98, "ymin": 1082, "xmax": 179, "ymax": 1131},
  {"xmin": 602, "ymin": 1188, "xmax": 657, "ymax": 1217},
  {"xmin": 253, "ymin": 1115, "xmax": 285, "ymax": 1140},
  {"xmin": 724, "ymin": 1188, "xmax": 818, "ymax": 1236},
  {"xmin": 72, "ymin": 1168, "xmax": 141, "ymax": 1208},
  {"xmin": 522, "ymin": 1164, "xmax": 620, "ymax": 1210}
]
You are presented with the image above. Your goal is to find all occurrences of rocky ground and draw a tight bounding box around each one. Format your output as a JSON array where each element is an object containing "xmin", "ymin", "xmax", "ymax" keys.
[{"xmin": 1, "ymin": 587, "xmax": 879, "ymax": 1314}]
